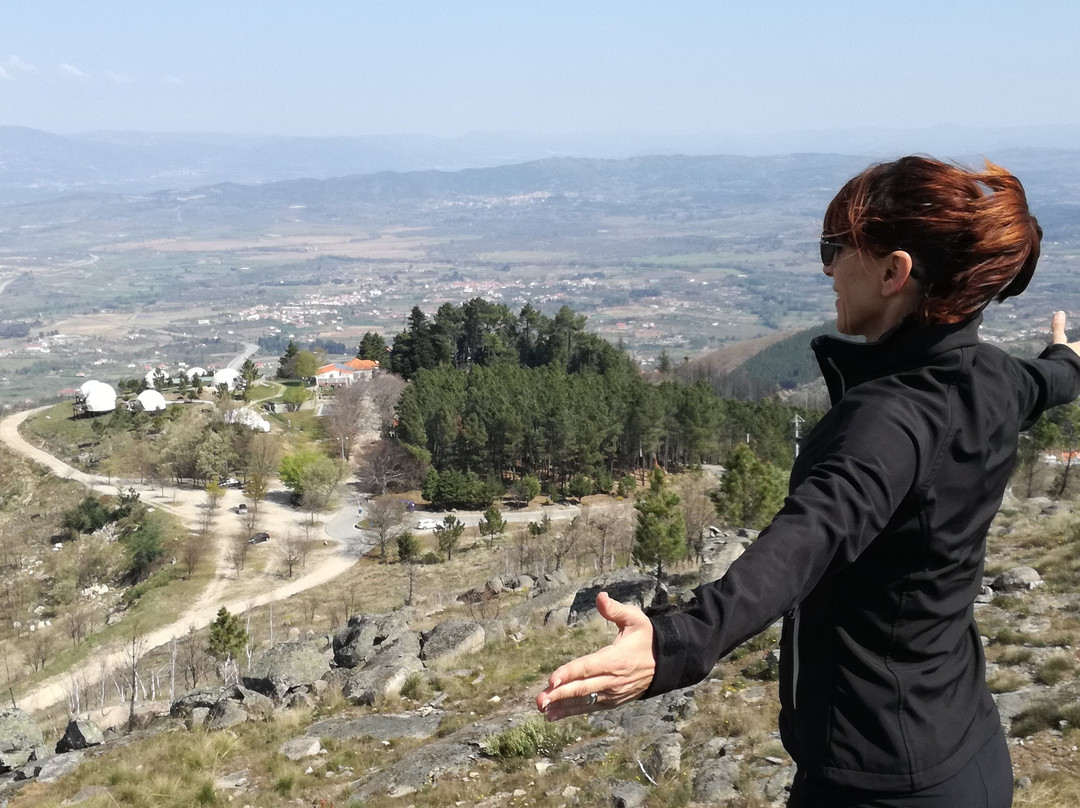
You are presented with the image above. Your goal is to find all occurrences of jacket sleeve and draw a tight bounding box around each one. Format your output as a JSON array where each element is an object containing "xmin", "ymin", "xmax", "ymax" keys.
[
  {"xmin": 644, "ymin": 390, "xmax": 923, "ymax": 697},
  {"xmin": 1017, "ymin": 344, "xmax": 1080, "ymax": 429}
]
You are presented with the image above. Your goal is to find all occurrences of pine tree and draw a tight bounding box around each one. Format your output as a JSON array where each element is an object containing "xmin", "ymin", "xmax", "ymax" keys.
[
  {"xmin": 207, "ymin": 607, "xmax": 249, "ymax": 663},
  {"xmin": 632, "ymin": 467, "xmax": 685, "ymax": 598}
]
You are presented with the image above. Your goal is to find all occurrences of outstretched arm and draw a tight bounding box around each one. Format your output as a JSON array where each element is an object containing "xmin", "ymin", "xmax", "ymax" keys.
[
  {"xmin": 1051, "ymin": 311, "xmax": 1080, "ymax": 356},
  {"xmin": 536, "ymin": 592, "xmax": 655, "ymax": 721}
]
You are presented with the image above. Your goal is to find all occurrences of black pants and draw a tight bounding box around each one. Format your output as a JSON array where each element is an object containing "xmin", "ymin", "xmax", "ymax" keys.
[{"xmin": 787, "ymin": 731, "xmax": 1013, "ymax": 808}]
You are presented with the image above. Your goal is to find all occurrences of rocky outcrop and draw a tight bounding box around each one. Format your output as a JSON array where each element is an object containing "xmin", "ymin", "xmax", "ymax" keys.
[
  {"xmin": 243, "ymin": 641, "xmax": 330, "ymax": 698},
  {"xmin": 333, "ymin": 612, "xmax": 420, "ymax": 669},
  {"xmin": 568, "ymin": 568, "xmax": 656, "ymax": 624},
  {"xmin": 55, "ymin": 719, "xmax": 103, "ymax": 754},
  {"xmin": 421, "ymin": 620, "xmax": 485, "ymax": 665},
  {"xmin": 0, "ymin": 708, "xmax": 44, "ymax": 773}
]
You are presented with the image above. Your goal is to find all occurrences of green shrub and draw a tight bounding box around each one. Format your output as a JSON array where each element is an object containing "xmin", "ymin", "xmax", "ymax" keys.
[
  {"xmin": 987, "ymin": 669, "xmax": 1027, "ymax": 693},
  {"xmin": 482, "ymin": 717, "xmax": 578, "ymax": 759},
  {"xmin": 399, "ymin": 672, "xmax": 428, "ymax": 702},
  {"xmin": 1036, "ymin": 654, "xmax": 1073, "ymax": 685}
]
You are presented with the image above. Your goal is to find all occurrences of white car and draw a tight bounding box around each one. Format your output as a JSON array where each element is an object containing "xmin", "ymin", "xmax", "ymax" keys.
[{"xmin": 415, "ymin": 518, "xmax": 440, "ymax": 531}]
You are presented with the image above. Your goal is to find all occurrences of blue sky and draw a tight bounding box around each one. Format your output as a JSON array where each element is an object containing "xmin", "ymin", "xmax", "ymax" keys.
[{"xmin": 2, "ymin": 1, "xmax": 1079, "ymax": 138}]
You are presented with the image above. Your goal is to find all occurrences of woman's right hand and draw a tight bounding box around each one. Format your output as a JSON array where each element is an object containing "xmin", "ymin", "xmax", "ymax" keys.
[
  {"xmin": 535, "ymin": 592, "xmax": 656, "ymax": 721},
  {"xmin": 1051, "ymin": 311, "xmax": 1080, "ymax": 356}
]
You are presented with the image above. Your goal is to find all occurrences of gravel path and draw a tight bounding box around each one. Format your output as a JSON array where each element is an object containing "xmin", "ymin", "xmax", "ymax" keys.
[{"xmin": 0, "ymin": 405, "xmax": 366, "ymax": 716}]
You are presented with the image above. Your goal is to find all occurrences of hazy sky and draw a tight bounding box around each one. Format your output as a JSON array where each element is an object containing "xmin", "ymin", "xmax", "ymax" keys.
[{"xmin": 3, "ymin": 1, "xmax": 1079, "ymax": 138}]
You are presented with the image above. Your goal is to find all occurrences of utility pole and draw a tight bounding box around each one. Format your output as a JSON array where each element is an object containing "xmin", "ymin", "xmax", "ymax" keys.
[{"xmin": 793, "ymin": 414, "xmax": 805, "ymax": 460}]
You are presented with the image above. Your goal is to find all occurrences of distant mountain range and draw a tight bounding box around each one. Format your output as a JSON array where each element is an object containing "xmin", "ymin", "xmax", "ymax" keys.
[{"xmin": 5, "ymin": 125, "xmax": 1080, "ymax": 206}]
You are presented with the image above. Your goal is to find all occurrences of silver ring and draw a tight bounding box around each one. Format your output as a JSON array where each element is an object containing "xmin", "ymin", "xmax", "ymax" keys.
[{"xmin": 586, "ymin": 692, "xmax": 598, "ymax": 706}]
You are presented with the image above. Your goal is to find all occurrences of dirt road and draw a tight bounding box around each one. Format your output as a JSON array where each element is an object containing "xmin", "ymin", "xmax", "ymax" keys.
[{"xmin": 0, "ymin": 406, "xmax": 363, "ymax": 716}]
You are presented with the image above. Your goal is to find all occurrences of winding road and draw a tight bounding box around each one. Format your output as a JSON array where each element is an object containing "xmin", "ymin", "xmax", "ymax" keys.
[{"xmin": 0, "ymin": 406, "xmax": 369, "ymax": 716}]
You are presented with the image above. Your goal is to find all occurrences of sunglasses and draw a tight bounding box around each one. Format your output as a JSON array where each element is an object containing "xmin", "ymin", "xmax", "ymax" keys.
[{"xmin": 819, "ymin": 239, "xmax": 845, "ymax": 266}]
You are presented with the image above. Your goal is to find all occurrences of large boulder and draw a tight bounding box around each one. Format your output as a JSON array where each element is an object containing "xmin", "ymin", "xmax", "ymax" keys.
[
  {"xmin": 55, "ymin": 719, "xmax": 103, "ymax": 753},
  {"xmin": 694, "ymin": 755, "xmax": 742, "ymax": 803},
  {"xmin": 421, "ymin": 620, "xmax": 485, "ymax": 665},
  {"xmin": 342, "ymin": 656, "xmax": 424, "ymax": 706},
  {"xmin": 308, "ymin": 712, "xmax": 443, "ymax": 742},
  {"xmin": 569, "ymin": 569, "xmax": 656, "ymax": 624},
  {"xmin": 0, "ymin": 709, "xmax": 43, "ymax": 773},
  {"xmin": 243, "ymin": 642, "xmax": 330, "ymax": 698},
  {"xmin": 170, "ymin": 686, "xmax": 230, "ymax": 718},
  {"xmin": 992, "ymin": 566, "xmax": 1042, "ymax": 593},
  {"xmin": 333, "ymin": 612, "xmax": 420, "ymax": 669},
  {"xmin": 699, "ymin": 539, "xmax": 746, "ymax": 584}
]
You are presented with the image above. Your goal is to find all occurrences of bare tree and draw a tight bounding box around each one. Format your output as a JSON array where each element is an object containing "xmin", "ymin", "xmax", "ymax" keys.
[
  {"xmin": 183, "ymin": 623, "xmax": 209, "ymax": 689},
  {"xmin": 325, "ymin": 381, "xmax": 369, "ymax": 460},
  {"xmin": 584, "ymin": 504, "xmax": 634, "ymax": 574},
  {"xmin": 63, "ymin": 606, "xmax": 89, "ymax": 649},
  {"xmin": 182, "ymin": 529, "xmax": 210, "ymax": 579},
  {"xmin": 244, "ymin": 433, "xmax": 282, "ymax": 481},
  {"xmin": 277, "ymin": 531, "xmax": 313, "ymax": 578},
  {"xmin": 226, "ymin": 534, "xmax": 250, "ymax": 577},
  {"xmin": 550, "ymin": 514, "xmax": 590, "ymax": 572},
  {"xmin": 369, "ymin": 373, "xmax": 406, "ymax": 435},
  {"xmin": 366, "ymin": 495, "xmax": 408, "ymax": 562},
  {"xmin": 24, "ymin": 629, "xmax": 55, "ymax": 673},
  {"xmin": 124, "ymin": 620, "xmax": 147, "ymax": 733},
  {"xmin": 676, "ymin": 471, "xmax": 719, "ymax": 563},
  {"xmin": 356, "ymin": 438, "xmax": 420, "ymax": 495}
]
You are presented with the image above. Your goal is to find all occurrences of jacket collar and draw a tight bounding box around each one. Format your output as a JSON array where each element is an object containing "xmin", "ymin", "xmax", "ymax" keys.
[{"xmin": 811, "ymin": 314, "xmax": 982, "ymax": 404}]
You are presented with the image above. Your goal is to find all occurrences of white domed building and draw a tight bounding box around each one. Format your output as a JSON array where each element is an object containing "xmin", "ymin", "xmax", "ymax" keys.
[
  {"xmin": 134, "ymin": 389, "xmax": 168, "ymax": 413},
  {"xmin": 184, "ymin": 366, "xmax": 208, "ymax": 380},
  {"xmin": 224, "ymin": 406, "xmax": 271, "ymax": 433},
  {"xmin": 212, "ymin": 368, "xmax": 243, "ymax": 391},
  {"xmin": 74, "ymin": 380, "xmax": 117, "ymax": 416},
  {"xmin": 144, "ymin": 367, "xmax": 171, "ymax": 388}
]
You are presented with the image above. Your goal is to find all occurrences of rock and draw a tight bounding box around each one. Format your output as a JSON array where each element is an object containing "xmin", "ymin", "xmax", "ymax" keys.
[
  {"xmin": 699, "ymin": 539, "xmax": 746, "ymax": 584},
  {"xmin": 694, "ymin": 756, "xmax": 742, "ymax": 802},
  {"xmin": 1018, "ymin": 616, "xmax": 1053, "ymax": 636},
  {"xmin": 278, "ymin": 736, "xmax": 324, "ymax": 760},
  {"xmin": 562, "ymin": 735, "xmax": 621, "ymax": 764},
  {"xmin": 589, "ymin": 688, "xmax": 696, "ymax": 735},
  {"xmin": 351, "ymin": 714, "xmax": 512, "ymax": 800},
  {"xmin": 610, "ymin": 778, "xmax": 648, "ymax": 808},
  {"xmin": 333, "ymin": 612, "xmax": 420, "ymax": 669},
  {"xmin": 544, "ymin": 569, "xmax": 571, "ymax": 587},
  {"xmin": 484, "ymin": 577, "xmax": 504, "ymax": 595},
  {"xmin": 243, "ymin": 642, "xmax": 330, "ymax": 698},
  {"xmin": 544, "ymin": 606, "xmax": 571, "ymax": 626},
  {"xmin": 569, "ymin": 569, "xmax": 656, "ymax": 623},
  {"xmin": 190, "ymin": 707, "xmax": 210, "ymax": 727},
  {"xmin": 0, "ymin": 708, "xmax": 43, "ymax": 755},
  {"xmin": 308, "ymin": 712, "xmax": 443, "ymax": 742},
  {"xmin": 205, "ymin": 699, "xmax": 250, "ymax": 730},
  {"xmin": 170, "ymin": 686, "xmax": 229, "ymax": 718},
  {"xmin": 476, "ymin": 618, "xmax": 506, "ymax": 643},
  {"xmin": 645, "ymin": 732, "xmax": 683, "ymax": 780},
  {"xmin": 1016, "ymin": 776, "xmax": 1033, "ymax": 789},
  {"xmin": 992, "ymin": 567, "xmax": 1042, "ymax": 592},
  {"xmin": 342, "ymin": 657, "xmax": 424, "ymax": 705},
  {"xmin": 55, "ymin": 719, "xmax": 104, "ymax": 753},
  {"xmin": 504, "ymin": 574, "xmax": 535, "ymax": 590},
  {"xmin": 421, "ymin": 620, "xmax": 485, "ymax": 665},
  {"xmin": 763, "ymin": 763, "xmax": 796, "ymax": 802},
  {"xmin": 35, "ymin": 750, "xmax": 84, "ymax": 783},
  {"xmin": 0, "ymin": 749, "xmax": 31, "ymax": 773}
]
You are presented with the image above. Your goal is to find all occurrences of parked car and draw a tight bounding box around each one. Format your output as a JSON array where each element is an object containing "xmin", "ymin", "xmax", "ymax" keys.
[
  {"xmin": 236, "ymin": 503, "xmax": 248, "ymax": 515},
  {"xmin": 219, "ymin": 476, "xmax": 242, "ymax": 488},
  {"xmin": 248, "ymin": 532, "xmax": 270, "ymax": 544},
  {"xmin": 415, "ymin": 518, "xmax": 440, "ymax": 531},
  {"xmin": 397, "ymin": 499, "xmax": 416, "ymax": 511}
]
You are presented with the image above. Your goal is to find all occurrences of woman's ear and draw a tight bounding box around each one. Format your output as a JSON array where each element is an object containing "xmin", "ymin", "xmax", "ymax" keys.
[{"xmin": 880, "ymin": 250, "xmax": 915, "ymax": 297}]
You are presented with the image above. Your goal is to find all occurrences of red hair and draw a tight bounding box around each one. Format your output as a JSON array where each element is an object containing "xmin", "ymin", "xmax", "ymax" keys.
[{"xmin": 823, "ymin": 156, "xmax": 1042, "ymax": 324}]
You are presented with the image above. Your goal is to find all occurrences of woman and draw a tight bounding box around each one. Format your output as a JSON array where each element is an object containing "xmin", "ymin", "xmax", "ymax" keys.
[{"xmin": 537, "ymin": 156, "xmax": 1080, "ymax": 807}]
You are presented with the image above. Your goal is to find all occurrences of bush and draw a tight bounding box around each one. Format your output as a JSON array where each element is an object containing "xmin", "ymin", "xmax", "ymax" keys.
[
  {"xmin": 482, "ymin": 717, "xmax": 578, "ymax": 759},
  {"xmin": 1036, "ymin": 654, "xmax": 1074, "ymax": 685},
  {"xmin": 420, "ymin": 552, "xmax": 442, "ymax": 565},
  {"xmin": 987, "ymin": 668, "xmax": 1027, "ymax": 693}
]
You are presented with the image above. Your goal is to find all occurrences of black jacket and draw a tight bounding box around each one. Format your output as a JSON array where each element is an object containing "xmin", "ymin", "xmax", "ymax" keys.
[{"xmin": 645, "ymin": 314, "xmax": 1080, "ymax": 791}]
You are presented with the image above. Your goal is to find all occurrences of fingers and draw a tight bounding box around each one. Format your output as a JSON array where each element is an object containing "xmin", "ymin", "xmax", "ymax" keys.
[{"xmin": 1052, "ymin": 311, "xmax": 1067, "ymax": 344}]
